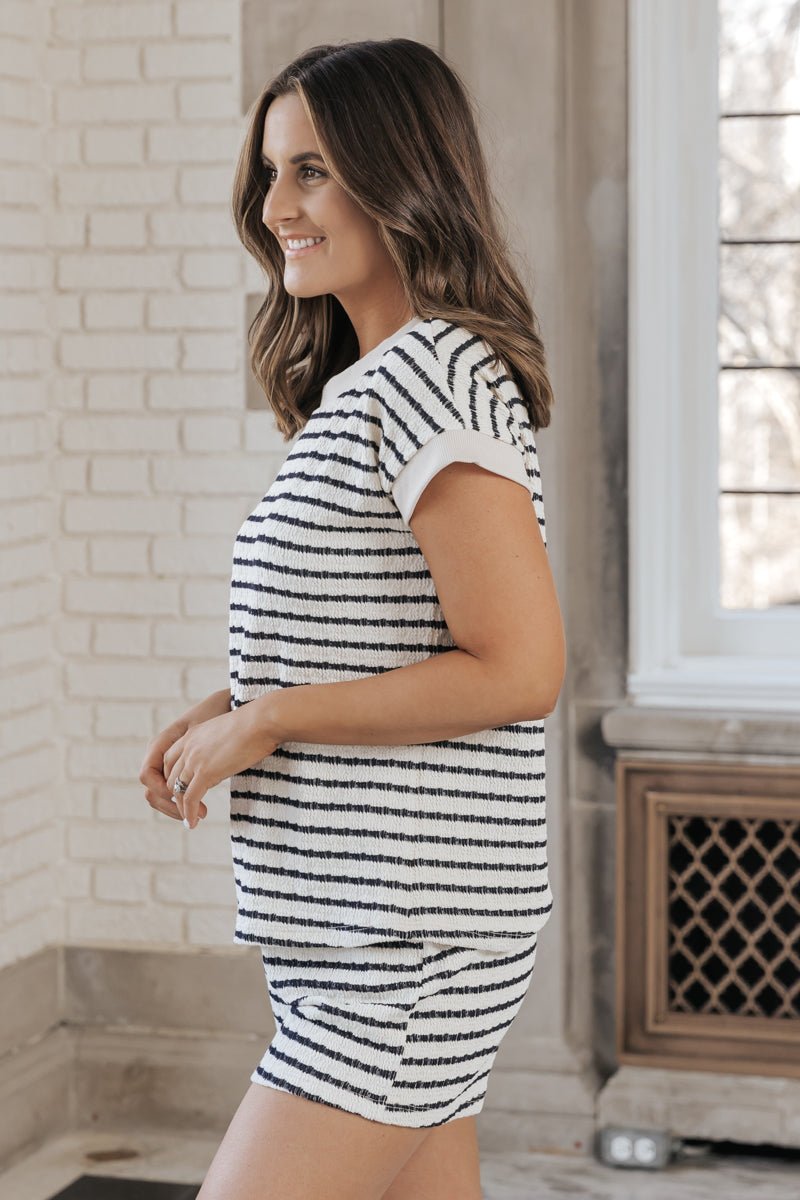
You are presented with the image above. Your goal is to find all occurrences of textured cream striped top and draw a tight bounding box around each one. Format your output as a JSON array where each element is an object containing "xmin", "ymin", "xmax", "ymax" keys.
[{"xmin": 227, "ymin": 314, "xmax": 554, "ymax": 949}]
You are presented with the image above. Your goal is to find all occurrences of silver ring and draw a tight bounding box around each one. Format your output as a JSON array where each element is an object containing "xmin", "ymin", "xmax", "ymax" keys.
[{"xmin": 172, "ymin": 777, "xmax": 189, "ymax": 795}]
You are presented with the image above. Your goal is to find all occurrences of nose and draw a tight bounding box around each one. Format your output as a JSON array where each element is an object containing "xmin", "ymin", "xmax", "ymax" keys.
[{"xmin": 262, "ymin": 172, "xmax": 301, "ymax": 231}]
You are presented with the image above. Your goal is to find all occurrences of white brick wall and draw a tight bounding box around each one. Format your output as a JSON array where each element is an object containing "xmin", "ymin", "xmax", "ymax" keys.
[
  {"xmin": 0, "ymin": 0, "xmax": 288, "ymax": 968},
  {"xmin": 0, "ymin": 0, "xmax": 60, "ymax": 969}
]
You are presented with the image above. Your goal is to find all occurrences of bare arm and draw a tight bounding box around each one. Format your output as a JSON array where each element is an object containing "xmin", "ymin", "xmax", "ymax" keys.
[{"xmin": 244, "ymin": 462, "xmax": 566, "ymax": 750}]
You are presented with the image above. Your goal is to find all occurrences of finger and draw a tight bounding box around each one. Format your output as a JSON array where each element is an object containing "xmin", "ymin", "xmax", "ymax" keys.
[
  {"xmin": 180, "ymin": 798, "xmax": 207, "ymax": 820},
  {"xmin": 180, "ymin": 778, "xmax": 205, "ymax": 830},
  {"xmin": 145, "ymin": 790, "xmax": 182, "ymax": 820},
  {"xmin": 165, "ymin": 759, "xmax": 187, "ymax": 805},
  {"xmin": 170, "ymin": 782, "xmax": 187, "ymax": 820},
  {"xmin": 163, "ymin": 761, "xmax": 177, "ymax": 800},
  {"xmin": 163, "ymin": 737, "xmax": 185, "ymax": 785},
  {"xmin": 145, "ymin": 791, "xmax": 207, "ymax": 821},
  {"xmin": 147, "ymin": 736, "xmax": 184, "ymax": 802},
  {"xmin": 164, "ymin": 753, "xmax": 187, "ymax": 795},
  {"xmin": 140, "ymin": 761, "xmax": 174, "ymax": 804},
  {"xmin": 139, "ymin": 730, "xmax": 187, "ymax": 802}
]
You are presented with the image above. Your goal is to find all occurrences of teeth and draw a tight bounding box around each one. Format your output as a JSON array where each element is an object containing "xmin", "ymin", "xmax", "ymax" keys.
[{"xmin": 287, "ymin": 236, "xmax": 325, "ymax": 249}]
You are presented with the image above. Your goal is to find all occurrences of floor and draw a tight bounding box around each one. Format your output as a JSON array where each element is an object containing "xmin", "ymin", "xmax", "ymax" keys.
[{"xmin": 0, "ymin": 1127, "xmax": 799, "ymax": 1199}]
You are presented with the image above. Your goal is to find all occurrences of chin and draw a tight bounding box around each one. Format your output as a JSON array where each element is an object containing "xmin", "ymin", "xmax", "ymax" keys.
[{"xmin": 283, "ymin": 283, "xmax": 329, "ymax": 299}]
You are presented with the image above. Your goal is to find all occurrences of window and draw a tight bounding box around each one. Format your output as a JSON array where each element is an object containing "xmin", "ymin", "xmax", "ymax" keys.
[
  {"xmin": 718, "ymin": 0, "xmax": 800, "ymax": 612},
  {"xmin": 628, "ymin": 0, "xmax": 800, "ymax": 710}
]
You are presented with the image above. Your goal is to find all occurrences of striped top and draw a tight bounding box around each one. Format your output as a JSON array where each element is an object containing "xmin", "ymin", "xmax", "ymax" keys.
[{"xmin": 227, "ymin": 314, "xmax": 554, "ymax": 950}]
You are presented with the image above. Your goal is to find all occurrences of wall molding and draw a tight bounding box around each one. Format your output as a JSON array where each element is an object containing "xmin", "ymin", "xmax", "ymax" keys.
[{"xmin": 627, "ymin": 0, "xmax": 800, "ymax": 711}]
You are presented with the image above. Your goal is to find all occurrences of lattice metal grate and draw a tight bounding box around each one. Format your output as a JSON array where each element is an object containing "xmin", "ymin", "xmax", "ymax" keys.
[
  {"xmin": 667, "ymin": 814, "xmax": 800, "ymax": 1020},
  {"xmin": 618, "ymin": 760, "xmax": 800, "ymax": 1077}
]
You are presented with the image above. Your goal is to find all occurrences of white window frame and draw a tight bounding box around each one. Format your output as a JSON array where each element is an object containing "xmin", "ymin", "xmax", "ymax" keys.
[{"xmin": 628, "ymin": 0, "xmax": 800, "ymax": 712}]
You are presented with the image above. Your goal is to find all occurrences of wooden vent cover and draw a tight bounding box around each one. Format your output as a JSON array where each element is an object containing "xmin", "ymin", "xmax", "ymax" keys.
[{"xmin": 616, "ymin": 757, "xmax": 800, "ymax": 1078}]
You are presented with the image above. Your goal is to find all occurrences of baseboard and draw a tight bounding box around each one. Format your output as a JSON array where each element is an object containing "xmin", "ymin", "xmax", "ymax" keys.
[
  {"xmin": 0, "ymin": 943, "xmax": 599, "ymax": 1169},
  {"xmin": 598, "ymin": 1063, "xmax": 800, "ymax": 1149}
]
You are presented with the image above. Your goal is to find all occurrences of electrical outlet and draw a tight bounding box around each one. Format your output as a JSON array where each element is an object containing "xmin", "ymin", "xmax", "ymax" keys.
[{"xmin": 596, "ymin": 1125, "xmax": 675, "ymax": 1169}]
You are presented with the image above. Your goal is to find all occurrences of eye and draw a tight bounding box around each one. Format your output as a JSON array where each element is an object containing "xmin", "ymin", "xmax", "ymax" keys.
[{"xmin": 262, "ymin": 164, "xmax": 325, "ymax": 186}]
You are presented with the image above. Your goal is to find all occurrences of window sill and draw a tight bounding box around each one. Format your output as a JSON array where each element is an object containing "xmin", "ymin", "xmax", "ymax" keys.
[{"xmin": 601, "ymin": 704, "xmax": 800, "ymax": 759}]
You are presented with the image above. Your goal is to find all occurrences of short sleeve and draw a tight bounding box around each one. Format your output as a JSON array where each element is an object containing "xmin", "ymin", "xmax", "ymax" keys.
[
  {"xmin": 391, "ymin": 429, "xmax": 533, "ymax": 524},
  {"xmin": 373, "ymin": 324, "xmax": 539, "ymax": 527}
]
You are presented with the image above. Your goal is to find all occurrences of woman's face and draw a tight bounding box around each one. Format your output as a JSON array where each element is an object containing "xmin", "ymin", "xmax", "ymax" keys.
[{"xmin": 260, "ymin": 93, "xmax": 398, "ymax": 308}]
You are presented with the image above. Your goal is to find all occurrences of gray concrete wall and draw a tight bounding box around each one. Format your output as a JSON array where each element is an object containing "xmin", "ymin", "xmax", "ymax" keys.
[{"xmin": 442, "ymin": 0, "xmax": 629, "ymax": 1103}]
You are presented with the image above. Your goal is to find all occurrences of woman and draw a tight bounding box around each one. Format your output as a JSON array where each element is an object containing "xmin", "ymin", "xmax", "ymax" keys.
[{"xmin": 139, "ymin": 37, "xmax": 565, "ymax": 1200}]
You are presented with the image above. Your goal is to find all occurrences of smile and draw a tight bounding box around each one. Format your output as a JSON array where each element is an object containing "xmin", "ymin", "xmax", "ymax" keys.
[{"xmin": 284, "ymin": 237, "xmax": 327, "ymax": 258}]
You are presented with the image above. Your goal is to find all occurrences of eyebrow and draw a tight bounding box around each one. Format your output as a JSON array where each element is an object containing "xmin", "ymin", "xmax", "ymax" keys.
[{"xmin": 259, "ymin": 151, "xmax": 325, "ymax": 165}]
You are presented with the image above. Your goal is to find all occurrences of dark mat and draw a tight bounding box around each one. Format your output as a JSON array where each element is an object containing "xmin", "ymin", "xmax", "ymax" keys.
[{"xmin": 48, "ymin": 1177, "xmax": 200, "ymax": 1199}]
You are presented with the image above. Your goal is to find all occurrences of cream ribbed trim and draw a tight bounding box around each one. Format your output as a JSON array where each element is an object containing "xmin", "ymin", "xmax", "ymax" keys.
[{"xmin": 392, "ymin": 429, "xmax": 532, "ymax": 525}]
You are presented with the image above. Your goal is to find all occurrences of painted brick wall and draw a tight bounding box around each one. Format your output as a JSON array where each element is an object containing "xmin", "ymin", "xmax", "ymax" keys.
[
  {"xmin": 1, "ymin": 0, "xmax": 287, "ymax": 967},
  {"xmin": 0, "ymin": 0, "xmax": 62, "ymax": 969}
]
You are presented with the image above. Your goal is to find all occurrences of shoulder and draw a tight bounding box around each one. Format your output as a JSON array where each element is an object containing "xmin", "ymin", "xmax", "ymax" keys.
[
  {"xmin": 387, "ymin": 316, "xmax": 491, "ymax": 364},
  {"xmin": 370, "ymin": 317, "xmax": 527, "ymax": 441},
  {"xmin": 378, "ymin": 317, "xmax": 505, "ymax": 397}
]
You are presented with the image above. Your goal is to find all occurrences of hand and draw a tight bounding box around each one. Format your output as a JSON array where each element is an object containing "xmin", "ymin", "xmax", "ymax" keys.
[
  {"xmin": 161, "ymin": 701, "xmax": 283, "ymax": 829},
  {"xmin": 139, "ymin": 688, "xmax": 232, "ymax": 823}
]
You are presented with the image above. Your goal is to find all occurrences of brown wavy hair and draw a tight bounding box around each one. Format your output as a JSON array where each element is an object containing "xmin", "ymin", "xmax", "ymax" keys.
[{"xmin": 231, "ymin": 38, "xmax": 555, "ymax": 440}]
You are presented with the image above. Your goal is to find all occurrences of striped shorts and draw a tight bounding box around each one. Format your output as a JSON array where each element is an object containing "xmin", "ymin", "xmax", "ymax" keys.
[{"xmin": 250, "ymin": 933, "xmax": 539, "ymax": 1128}]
